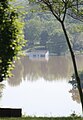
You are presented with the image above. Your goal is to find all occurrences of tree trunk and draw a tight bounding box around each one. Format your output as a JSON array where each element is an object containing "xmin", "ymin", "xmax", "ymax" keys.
[{"xmin": 61, "ymin": 21, "xmax": 83, "ymax": 113}]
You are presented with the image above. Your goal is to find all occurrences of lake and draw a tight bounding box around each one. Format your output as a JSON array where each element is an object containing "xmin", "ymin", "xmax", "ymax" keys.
[{"xmin": 0, "ymin": 55, "xmax": 83, "ymax": 117}]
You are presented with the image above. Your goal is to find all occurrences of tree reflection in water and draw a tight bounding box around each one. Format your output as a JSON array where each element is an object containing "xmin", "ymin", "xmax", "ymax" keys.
[
  {"xmin": 69, "ymin": 71, "xmax": 83, "ymax": 104},
  {"xmin": 8, "ymin": 59, "xmax": 24, "ymax": 86},
  {"xmin": 0, "ymin": 83, "xmax": 5, "ymax": 100},
  {"xmin": 7, "ymin": 55, "xmax": 83, "ymax": 87},
  {"xmin": 1, "ymin": 55, "xmax": 83, "ymax": 116},
  {"xmin": 8, "ymin": 56, "xmax": 73, "ymax": 86}
]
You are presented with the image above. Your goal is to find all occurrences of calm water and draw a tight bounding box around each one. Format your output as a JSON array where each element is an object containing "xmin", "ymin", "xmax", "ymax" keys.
[{"xmin": 0, "ymin": 55, "xmax": 83, "ymax": 117}]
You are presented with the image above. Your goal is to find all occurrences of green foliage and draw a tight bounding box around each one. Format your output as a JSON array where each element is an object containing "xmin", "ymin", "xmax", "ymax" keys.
[
  {"xmin": 24, "ymin": 12, "xmax": 69, "ymax": 54},
  {"xmin": 0, "ymin": 116, "xmax": 82, "ymax": 120},
  {"xmin": 48, "ymin": 33, "xmax": 68, "ymax": 55},
  {"xmin": 24, "ymin": 11, "xmax": 83, "ymax": 55},
  {"xmin": 0, "ymin": 0, "xmax": 25, "ymax": 81},
  {"xmin": 21, "ymin": 0, "xmax": 83, "ymax": 54}
]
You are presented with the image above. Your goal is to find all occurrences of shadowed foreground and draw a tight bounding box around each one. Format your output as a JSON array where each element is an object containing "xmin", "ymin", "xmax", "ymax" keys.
[{"xmin": 0, "ymin": 117, "xmax": 83, "ymax": 120}]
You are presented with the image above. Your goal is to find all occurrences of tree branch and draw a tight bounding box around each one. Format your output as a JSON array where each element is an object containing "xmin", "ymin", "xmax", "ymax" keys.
[
  {"xmin": 62, "ymin": 2, "xmax": 67, "ymax": 22},
  {"xmin": 42, "ymin": 0, "xmax": 61, "ymax": 22}
]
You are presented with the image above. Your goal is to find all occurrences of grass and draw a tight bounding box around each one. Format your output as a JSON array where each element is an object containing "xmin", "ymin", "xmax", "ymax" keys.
[{"xmin": 0, "ymin": 116, "xmax": 83, "ymax": 120}]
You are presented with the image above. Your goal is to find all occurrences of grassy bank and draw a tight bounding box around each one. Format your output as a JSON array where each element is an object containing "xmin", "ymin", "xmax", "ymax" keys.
[{"xmin": 0, "ymin": 117, "xmax": 83, "ymax": 120}]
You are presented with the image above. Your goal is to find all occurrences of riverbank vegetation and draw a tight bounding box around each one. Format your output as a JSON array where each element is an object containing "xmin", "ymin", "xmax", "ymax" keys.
[
  {"xmin": 24, "ymin": 12, "xmax": 83, "ymax": 56},
  {"xmin": 13, "ymin": 0, "xmax": 83, "ymax": 56}
]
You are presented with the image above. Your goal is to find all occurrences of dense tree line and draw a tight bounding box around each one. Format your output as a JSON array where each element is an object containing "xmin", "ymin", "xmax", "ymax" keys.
[
  {"xmin": 14, "ymin": 0, "xmax": 83, "ymax": 55},
  {"xmin": 24, "ymin": 12, "xmax": 83, "ymax": 55}
]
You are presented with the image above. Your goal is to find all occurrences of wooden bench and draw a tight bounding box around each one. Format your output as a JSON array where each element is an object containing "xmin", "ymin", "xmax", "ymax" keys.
[{"xmin": 0, "ymin": 108, "xmax": 22, "ymax": 117}]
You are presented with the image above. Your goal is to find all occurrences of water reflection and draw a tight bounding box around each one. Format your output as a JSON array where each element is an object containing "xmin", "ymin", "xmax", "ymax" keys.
[
  {"xmin": 8, "ymin": 56, "xmax": 73, "ymax": 86},
  {"xmin": 8, "ymin": 55, "xmax": 83, "ymax": 86},
  {"xmin": 69, "ymin": 70, "xmax": 83, "ymax": 104},
  {"xmin": 0, "ymin": 79, "xmax": 82, "ymax": 116},
  {"xmin": 1, "ymin": 55, "xmax": 83, "ymax": 116},
  {"xmin": 69, "ymin": 88, "xmax": 80, "ymax": 104},
  {"xmin": 0, "ymin": 83, "xmax": 5, "ymax": 98}
]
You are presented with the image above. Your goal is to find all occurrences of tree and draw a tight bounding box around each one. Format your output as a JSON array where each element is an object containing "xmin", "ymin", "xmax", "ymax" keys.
[
  {"xmin": 48, "ymin": 32, "xmax": 68, "ymax": 55},
  {"xmin": 0, "ymin": 0, "xmax": 25, "ymax": 82},
  {"xmin": 40, "ymin": 30, "xmax": 48, "ymax": 47},
  {"xmin": 28, "ymin": 0, "xmax": 83, "ymax": 114}
]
